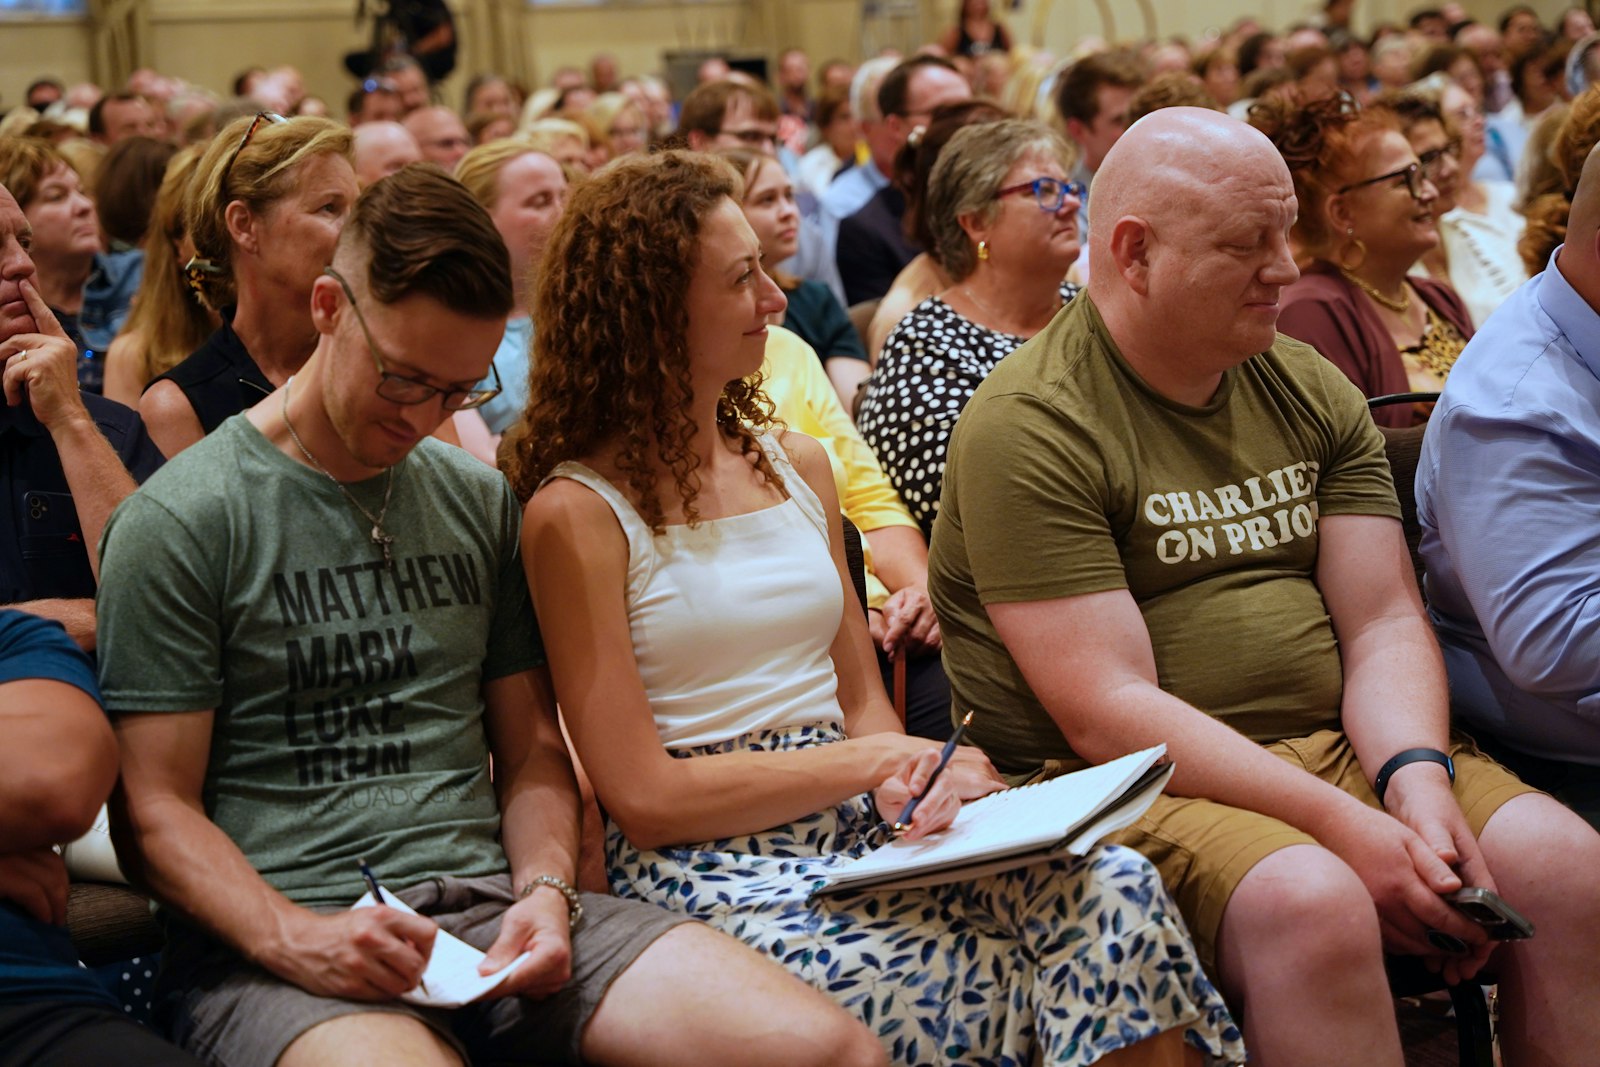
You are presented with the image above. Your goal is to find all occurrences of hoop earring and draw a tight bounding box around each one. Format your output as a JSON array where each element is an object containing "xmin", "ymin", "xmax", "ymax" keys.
[
  {"xmin": 1338, "ymin": 227, "xmax": 1367, "ymax": 272},
  {"xmin": 977, "ymin": 239, "xmax": 989, "ymax": 262}
]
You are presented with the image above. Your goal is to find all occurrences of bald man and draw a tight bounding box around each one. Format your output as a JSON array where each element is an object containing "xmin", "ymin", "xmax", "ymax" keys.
[
  {"xmin": 930, "ymin": 108, "xmax": 1600, "ymax": 1065},
  {"xmin": 1417, "ymin": 143, "xmax": 1600, "ymax": 834},
  {"xmin": 403, "ymin": 106, "xmax": 471, "ymax": 171},
  {"xmin": 352, "ymin": 121, "xmax": 422, "ymax": 188}
]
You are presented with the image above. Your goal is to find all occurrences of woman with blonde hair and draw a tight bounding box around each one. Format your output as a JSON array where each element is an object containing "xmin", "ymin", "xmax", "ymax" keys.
[
  {"xmin": 585, "ymin": 92, "xmax": 649, "ymax": 160},
  {"xmin": 139, "ymin": 113, "xmax": 356, "ymax": 455},
  {"xmin": 102, "ymin": 146, "xmax": 220, "ymax": 406},
  {"xmin": 505, "ymin": 150, "xmax": 1243, "ymax": 1067},
  {"xmin": 454, "ymin": 138, "xmax": 568, "ymax": 435}
]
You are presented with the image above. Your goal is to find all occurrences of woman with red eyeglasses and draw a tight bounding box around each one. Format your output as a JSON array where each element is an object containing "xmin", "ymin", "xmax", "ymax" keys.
[
  {"xmin": 139, "ymin": 113, "xmax": 356, "ymax": 456},
  {"xmin": 1254, "ymin": 93, "xmax": 1474, "ymax": 427}
]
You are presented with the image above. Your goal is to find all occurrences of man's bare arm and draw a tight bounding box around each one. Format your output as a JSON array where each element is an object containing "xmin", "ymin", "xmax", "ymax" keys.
[
  {"xmin": 1, "ymin": 677, "xmax": 117, "ymax": 849},
  {"xmin": 112, "ymin": 709, "xmax": 438, "ymax": 1000},
  {"xmin": 5, "ymin": 598, "xmax": 96, "ymax": 650}
]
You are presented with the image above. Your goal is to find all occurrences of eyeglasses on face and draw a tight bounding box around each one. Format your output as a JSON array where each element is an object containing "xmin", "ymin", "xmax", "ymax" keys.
[
  {"xmin": 722, "ymin": 127, "xmax": 777, "ymax": 146},
  {"xmin": 1338, "ymin": 161, "xmax": 1427, "ymax": 200},
  {"xmin": 323, "ymin": 268, "xmax": 503, "ymax": 412},
  {"xmin": 219, "ymin": 112, "xmax": 288, "ymax": 200},
  {"xmin": 1417, "ymin": 140, "xmax": 1462, "ymax": 179},
  {"xmin": 994, "ymin": 176, "xmax": 1086, "ymax": 213}
]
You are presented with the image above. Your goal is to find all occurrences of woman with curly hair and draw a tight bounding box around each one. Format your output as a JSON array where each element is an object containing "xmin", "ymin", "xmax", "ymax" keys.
[
  {"xmin": 503, "ymin": 150, "xmax": 1243, "ymax": 1067},
  {"xmin": 1519, "ymin": 86, "xmax": 1600, "ymax": 274},
  {"xmin": 138, "ymin": 113, "xmax": 356, "ymax": 456},
  {"xmin": 1253, "ymin": 93, "xmax": 1473, "ymax": 426}
]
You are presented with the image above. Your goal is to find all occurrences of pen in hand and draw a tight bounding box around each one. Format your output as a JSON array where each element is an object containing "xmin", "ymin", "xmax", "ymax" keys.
[
  {"xmin": 893, "ymin": 710, "xmax": 975, "ymax": 833},
  {"xmin": 358, "ymin": 857, "xmax": 429, "ymax": 995}
]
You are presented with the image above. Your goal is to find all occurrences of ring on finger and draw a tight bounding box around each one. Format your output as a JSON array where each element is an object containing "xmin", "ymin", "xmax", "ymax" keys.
[{"xmin": 15, "ymin": 349, "xmax": 25, "ymax": 362}]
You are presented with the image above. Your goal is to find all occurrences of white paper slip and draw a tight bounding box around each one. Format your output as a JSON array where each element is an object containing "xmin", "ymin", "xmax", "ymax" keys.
[
  {"xmin": 813, "ymin": 745, "xmax": 1173, "ymax": 896},
  {"xmin": 352, "ymin": 888, "xmax": 531, "ymax": 1008}
]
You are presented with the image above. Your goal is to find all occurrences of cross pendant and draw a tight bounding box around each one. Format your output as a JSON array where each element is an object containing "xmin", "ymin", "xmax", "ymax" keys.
[{"xmin": 371, "ymin": 525, "xmax": 394, "ymax": 568}]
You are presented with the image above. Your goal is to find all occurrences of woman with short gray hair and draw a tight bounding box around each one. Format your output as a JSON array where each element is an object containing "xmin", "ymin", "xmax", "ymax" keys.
[{"xmin": 858, "ymin": 118, "xmax": 1082, "ymax": 536}]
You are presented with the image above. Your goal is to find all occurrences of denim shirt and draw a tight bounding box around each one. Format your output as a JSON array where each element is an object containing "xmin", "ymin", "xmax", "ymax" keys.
[{"xmin": 1417, "ymin": 248, "xmax": 1600, "ymax": 765}]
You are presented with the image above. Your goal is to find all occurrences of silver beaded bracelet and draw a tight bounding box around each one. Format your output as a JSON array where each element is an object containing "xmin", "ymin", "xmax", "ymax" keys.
[{"xmin": 519, "ymin": 874, "xmax": 584, "ymax": 930}]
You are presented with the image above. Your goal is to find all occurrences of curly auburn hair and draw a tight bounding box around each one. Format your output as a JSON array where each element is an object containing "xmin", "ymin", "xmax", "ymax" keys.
[
  {"xmin": 1248, "ymin": 91, "xmax": 1399, "ymax": 263},
  {"xmin": 1520, "ymin": 88, "xmax": 1600, "ymax": 274},
  {"xmin": 500, "ymin": 150, "xmax": 781, "ymax": 531}
]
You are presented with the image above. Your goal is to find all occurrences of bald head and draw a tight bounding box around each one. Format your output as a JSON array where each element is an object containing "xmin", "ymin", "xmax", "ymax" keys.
[
  {"xmin": 352, "ymin": 122, "xmax": 422, "ymax": 189},
  {"xmin": 403, "ymin": 106, "xmax": 472, "ymax": 171},
  {"xmin": 1092, "ymin": 109, "xmax": 1289, "ymax": 237},
  {"xmin": 1088, "ymin": 107, "xmax": 1300, "ymax": 395}
]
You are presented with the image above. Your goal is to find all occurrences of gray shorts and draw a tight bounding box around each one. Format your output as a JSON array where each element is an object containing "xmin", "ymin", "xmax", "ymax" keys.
[{"xmin": 157, "ymin": 874, "xmax": 689, "ymax": 1067}]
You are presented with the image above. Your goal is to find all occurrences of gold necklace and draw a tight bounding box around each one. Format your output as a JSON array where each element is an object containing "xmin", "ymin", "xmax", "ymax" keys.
[
  {"xmin": 1339, "ymin": 267, "xmax": 1412, "ymax": 313},
  {"xmin": 281, "ymin": 376, "xmax": 397, "ymax": 568}
]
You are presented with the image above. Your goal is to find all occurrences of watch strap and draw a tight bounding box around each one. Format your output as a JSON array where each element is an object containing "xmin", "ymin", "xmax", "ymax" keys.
[{"xmin": 1374, "ymin": 747, "xmax": 1455, "ymax": 807}]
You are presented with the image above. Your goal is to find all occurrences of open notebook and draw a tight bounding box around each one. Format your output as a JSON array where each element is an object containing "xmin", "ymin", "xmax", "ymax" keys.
[
  {"xmin": 351, "ymin": 888, "xmax": 531, "ymax": 1008},
  {"xmin": 813, "ymin": 746, "xmax": 1173, "ymax": 896}
]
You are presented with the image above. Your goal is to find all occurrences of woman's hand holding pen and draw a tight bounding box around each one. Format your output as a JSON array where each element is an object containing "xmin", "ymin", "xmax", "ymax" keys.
[
  {"xmin": 479, "ymin": 887, "xmax": 574, "ymax": 999},
  {"xmin": 262, "ymin": 907, "xmax": 438, "ymax": 1001},
  {"xmin": 873, "ymin": 747, "xmax": 963, "ymax": 841}
]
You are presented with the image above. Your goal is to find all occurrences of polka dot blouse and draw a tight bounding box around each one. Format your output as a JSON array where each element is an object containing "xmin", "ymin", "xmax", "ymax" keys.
[{"xmin": 857, "ymin": 282, "xmax": 1081, "ymax": 536}]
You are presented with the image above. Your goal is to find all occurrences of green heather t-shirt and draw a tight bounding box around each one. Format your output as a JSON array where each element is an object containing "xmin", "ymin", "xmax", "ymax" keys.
[
  {"xmin": 930, "ymin": 293, "xmax": 1399, "ymax": 779},
  {"xmin": 97, "ymin": 417, "xmax": 543, "ymax": 907}
]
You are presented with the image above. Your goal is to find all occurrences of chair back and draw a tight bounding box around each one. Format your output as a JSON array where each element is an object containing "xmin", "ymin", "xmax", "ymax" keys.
[{"xmin": 1368, "ymin": 392, "xmax": 1439, "ymax": 596}]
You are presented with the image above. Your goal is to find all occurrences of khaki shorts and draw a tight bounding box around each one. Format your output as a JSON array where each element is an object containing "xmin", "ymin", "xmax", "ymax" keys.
[{"xmin": 1029, "ymin": 730, "xmax": 1537, "ymax": 977}]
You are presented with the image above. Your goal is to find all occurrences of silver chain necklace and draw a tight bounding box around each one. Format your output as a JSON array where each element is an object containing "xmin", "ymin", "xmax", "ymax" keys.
[{"xmin": 281, "ymin": 375, "xmax": 397, "ymax": 568}]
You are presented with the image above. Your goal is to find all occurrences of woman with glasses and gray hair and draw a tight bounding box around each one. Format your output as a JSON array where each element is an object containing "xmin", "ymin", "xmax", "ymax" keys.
[
  {"xmin": 857, "ymin": 118, "xmax": 1082, "ymax": 537},
  {"xmin": 1252, "ymin": 93, "xmax": 1474, "ymax": 427},
  {"xmin": 139, "ymin": 113, "xmax": 357, "ymax": 456}
]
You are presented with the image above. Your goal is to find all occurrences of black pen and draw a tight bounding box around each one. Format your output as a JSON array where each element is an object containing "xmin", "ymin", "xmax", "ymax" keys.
[
  {"xmin": 893, "ymin": 710, "xmax": 974, "ymax": 833},
  {"xmin": 358, "ymin": 858, "xmax": 428, "ymax": 994}
]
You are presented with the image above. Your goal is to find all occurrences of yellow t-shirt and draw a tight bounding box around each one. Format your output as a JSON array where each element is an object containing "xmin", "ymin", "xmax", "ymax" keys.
[
  {"xmin": 930, "ymin": 294, "xmax": 1400, "ymax": 778},
  {"xmin": 762, "ymin": 326, "xmax": 918, "ymax": 609}
]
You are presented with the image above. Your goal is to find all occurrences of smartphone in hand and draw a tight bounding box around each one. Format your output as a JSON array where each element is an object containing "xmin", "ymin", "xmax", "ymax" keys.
[{"xmin": 1447, "ymin": 887, "xmax": 1534, "ymax": 941}]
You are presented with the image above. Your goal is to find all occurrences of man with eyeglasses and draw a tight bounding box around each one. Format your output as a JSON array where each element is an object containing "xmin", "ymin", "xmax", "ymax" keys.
[
  {"xmin": 932, "ymin": 107, "xmax": 1600, "ymax": 1065},
  {"xmin": 96, "ymin": 165, "xmax": 830, "ymax": 1067},
  {"xmin": 679, "ymin": 78, "xmax": 781, "ymax": 156}
]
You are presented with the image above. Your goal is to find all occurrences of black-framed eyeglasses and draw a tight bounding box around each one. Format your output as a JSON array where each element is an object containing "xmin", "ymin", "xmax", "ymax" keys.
[
  {"xmin": 1337, "ymin": 161, "xmax": 1428, "ymax": 199},
  {"xmin": 323, "ymin": 268, "xmax": 502, "ymax": 411},
  {"xmin": 219, "ymin": 112, "xmax": 288, "ymax": 200},
  {"xmin": 995, "ymin": 177, "xmax": 1086, "ymax": 213},
  {"xmin": 722, "ymin": 127, "xmax": 777, "ymax": 146},
  {"xmin": 1417, "ymin": 140, "xmax": 1462, "ymax": 179}
]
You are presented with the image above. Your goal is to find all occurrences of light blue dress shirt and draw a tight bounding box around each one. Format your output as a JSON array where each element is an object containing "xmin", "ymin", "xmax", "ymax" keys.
[
  {"xmin": 477, "ymin": 315, "xmax": 532, "ymax": 436},
  {"xmin": 1417, "ymin": 248, "xmax": 1600, "ymax": 765}
]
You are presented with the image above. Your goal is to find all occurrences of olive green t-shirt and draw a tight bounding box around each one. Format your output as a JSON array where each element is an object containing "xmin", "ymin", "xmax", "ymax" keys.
[
  {"xmin": 97, "ymin": 417, "xmax": 543, "ymax": 907},
  {"xmin": 929, "ymin": 293, "xmax": 1399, "ymax": 779}
]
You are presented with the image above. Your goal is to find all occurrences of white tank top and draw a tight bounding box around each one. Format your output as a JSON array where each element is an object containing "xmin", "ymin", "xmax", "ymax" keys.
[{"xmin": 544, "ymin": 434, "xmax": 846, "ymax": 749}]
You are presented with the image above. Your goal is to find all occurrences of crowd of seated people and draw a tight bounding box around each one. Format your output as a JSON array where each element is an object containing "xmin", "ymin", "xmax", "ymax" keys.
[{"xmin": 3, "ymin": 3, "xmax": 1600, "ymax": 1065}]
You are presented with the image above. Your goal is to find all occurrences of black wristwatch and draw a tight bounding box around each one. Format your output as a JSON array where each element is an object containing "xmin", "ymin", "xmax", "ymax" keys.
[{"xmin": 1374, "ymin": 747, "xmax": 1455, "ymax": 807}]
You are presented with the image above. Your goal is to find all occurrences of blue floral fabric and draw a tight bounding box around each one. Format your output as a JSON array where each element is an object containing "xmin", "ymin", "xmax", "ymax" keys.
[{"xmin": 607, "ymin": 723, "xmax": 1246, "ymax": 1066}]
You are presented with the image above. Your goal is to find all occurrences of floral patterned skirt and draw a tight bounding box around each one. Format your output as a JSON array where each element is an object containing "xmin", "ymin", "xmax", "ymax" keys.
[{"xmin": 605, "ymin": 723, "xmax": 1246, "ymax": 1067}]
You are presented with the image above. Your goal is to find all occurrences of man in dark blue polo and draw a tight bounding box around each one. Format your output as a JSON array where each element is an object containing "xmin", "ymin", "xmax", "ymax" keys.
[{"xmin": 0, "ymin": 182, "xmax": 162, "ymax": 648}]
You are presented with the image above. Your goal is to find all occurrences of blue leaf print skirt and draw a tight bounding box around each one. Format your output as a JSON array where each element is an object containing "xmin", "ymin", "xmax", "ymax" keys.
[{"xmin": 605, "ymin": 723, "xmax": 1246, "ymax": 1066}]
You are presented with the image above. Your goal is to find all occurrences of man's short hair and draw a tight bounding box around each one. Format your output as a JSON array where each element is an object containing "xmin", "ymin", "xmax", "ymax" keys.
[
  {"xmin": 25, "ymin": 78, "xmax": 63, "ymax": 104},
  {"xmin": 1499, "ymin": 4, "xmax": 1540, "ymax": 35},
  {"xmin": 340, "ymin": 163, "xmax": 513, "ymax": 320},
  {"xmin": 1128, "ymin": 72, "xmax": 1222, "ymax": 126},
  {"xmin": 377, "ymin": 54, "xmax": 424, "ymax": 78},
  {"xmin": 1408, "ymin": 8, "xmax": 1445, "ymax": 30},
  {"xmin": 1053, "ymin": 54, "xmax": 1143, "ymax": 126},
  {"xmin": 877, "ymin": 55, "xmax": 960, "ymax": 118},
  {"xmin": 677, "ymin": 79, "xmax": 778, "ymax": 138},
  {"xmin": 87, "ymin": 91, "xmax": 145, "ymax": 137}
]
